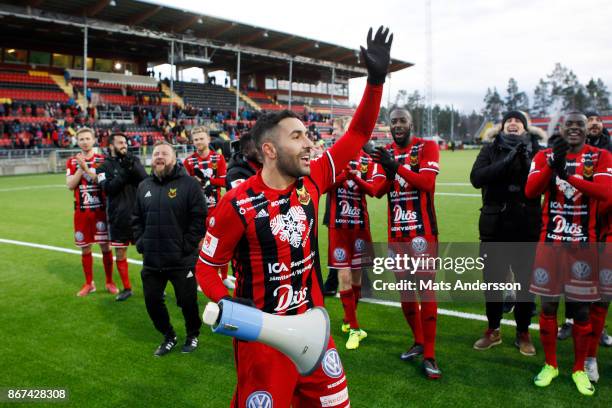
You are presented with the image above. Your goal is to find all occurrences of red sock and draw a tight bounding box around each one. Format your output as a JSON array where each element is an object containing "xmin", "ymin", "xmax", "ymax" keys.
[
  {"xmin": 539, "ymin": 313, "xmax": 558, "ymax": 368},
  {"xmin": 340, "ymin": 289, "xmax": 359, "ymax": 329},
  {"xmin": 352, "ymin": 284, "xmax": 361, "ymax": 309},
  {"xmin": 401, "ymin": 301, "xmax": 424, "ymax": 345},
  {"xmin": 102, "ymin": 251, "xmax": 114, "ymax": 283},
  {"xmin": 116, "ymin": 258, "xmax": 131, "ymax": 290},
  {"xmin": 420, "ymin": 295, "xmax": 438, "ymax": 359},
  {"xmin": 572, "ymin": 320, "xmax": 592, "ymax": 372},
  {"xmin": 81, "ymin": 252, "xmax": 93, "ymax": 284},
  {"xmin": 588, "ymin": 304, "xmax": 608, "ymax": 358},
  {"xmin": 220, "ymin": 264, "xmax": 228, "ymax": 280}
]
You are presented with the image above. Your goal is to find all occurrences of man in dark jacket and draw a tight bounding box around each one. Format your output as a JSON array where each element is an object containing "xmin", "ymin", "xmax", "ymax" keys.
[
  {"xmin": 586, "ymin": 111, "xmax": 611, "ymax": 151},
  {"xmin": 96, "ymin": 132, "xmax": 147, "ymax": 301},
  {"xmin": 225, "ymin": 132, "xmax": 261, "ymax": 190},
  {"xmin": 470, "ymin": 110, "xmax": 542, "ymax": 356},
  {"xmin": 132, "ymin": 141, "xmax": 206, "ymax": 357}
]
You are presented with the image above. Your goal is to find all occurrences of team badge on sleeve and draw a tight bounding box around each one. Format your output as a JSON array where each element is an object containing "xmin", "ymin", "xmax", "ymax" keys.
[{"xmin": 201, "ymin": 232, "xmax": 219, "ymax": 257}]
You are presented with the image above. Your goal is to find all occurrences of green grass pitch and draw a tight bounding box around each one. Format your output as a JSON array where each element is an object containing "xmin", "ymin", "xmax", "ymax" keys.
[{"xmin": 0, "ymin": 150, "xmax": 609, "ymax": 407}]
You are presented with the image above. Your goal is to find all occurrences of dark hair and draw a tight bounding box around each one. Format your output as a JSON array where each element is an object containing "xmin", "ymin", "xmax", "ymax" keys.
[
  {"xmin": 109, "ymin": 132, "xmax": 127, "ymax": 144},
  {"xmin": 239, "ymin": 132, "xmax": 254, "ymax": 154},
  {"xmin": 250, "ymin": 110, "xmax": 300, "ymax": 148}
]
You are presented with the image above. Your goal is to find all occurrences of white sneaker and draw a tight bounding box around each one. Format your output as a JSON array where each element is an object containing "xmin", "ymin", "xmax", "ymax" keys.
[
  {"xmin": 585, "ymin": 357, "xmax": 599, "ymax": 383},
  {"xmin": 223, "ymin": 277, "xmax": 236, "ymax": 290}
]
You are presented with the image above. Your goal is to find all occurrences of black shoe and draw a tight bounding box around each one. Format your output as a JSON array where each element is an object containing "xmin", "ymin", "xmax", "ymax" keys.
[
  {"xmin": 423, "ymin": 358, "xmax": 442, "ymax": 379},
  {"xmin": 323, "ymin": 270, "xmax": 338, "ymax": 296},
  {"xmin": 154, "ymin": 336, "xmax": 177, "ymax": 357},
  {"xmin": 115, "ymin": 289, "xmax": 133, "ymax": 301},
  {"xmin": 400, "ymin": 343, "xmax": 423, "ymax": 361},
  {"xmin": 502, "ymin": 290, "xmax": 515, "ymax": 314},
  {"xmin": 558, "ymin": 322, "xmax": 572, "ymax": 340},
  {"xmin": 181, "ymin": 336, "xmax": 199, "ymax": 353}
]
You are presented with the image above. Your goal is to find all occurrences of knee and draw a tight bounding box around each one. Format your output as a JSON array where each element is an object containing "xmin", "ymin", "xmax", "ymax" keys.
[
  {"xmin": 540, "ymin": 300, "xmax": 558, "ymax": 316},
  {"xmin": 571, "ymin": 303, "xmax": 590, "ymax": 323}
]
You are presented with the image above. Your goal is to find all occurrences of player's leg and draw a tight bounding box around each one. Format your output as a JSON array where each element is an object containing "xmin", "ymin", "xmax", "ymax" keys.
[
  {"xmin": 141, "ymin": 268, "xmax": 176, "ymax": 356},
  {"xmin": 233, "ymin": 340, "xmax": 297, "ymax": 408},
  {"xmin": 534, "ymin": 298, "xmax": 560, "ymax": 387},
  {"xmin": 98, "ymin": 242, "xmax": 118, "ymax": 294},
  {"xmin": 294, "ymin": 337, "xmax": 350, "ymax": 408},
  {"xmin": 114, "ymin": 245, "xmax": 132, "ymax": 301},
  {"xmin": 417, "ymin": 273, "xmax": 440, "ymax": 379},
  {"xmin": 77, "ymin": 244, "xmax": 96, "ymax": 296},
  {"xmin": 570, "ymin": 301, "xmax": 595, "ymax": 396},
  {"xmin": 586, "ymin": 301, "xmax": 609, "ymax": 383}
]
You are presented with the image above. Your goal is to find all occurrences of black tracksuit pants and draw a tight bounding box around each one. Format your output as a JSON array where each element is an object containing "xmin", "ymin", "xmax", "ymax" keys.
[
  {"xmin": 141, "ymin": 267, "xmax": 201, "ymax": 339},
  {"xmin": 480, "ymin": 242, "xmax": 535, "ymax": 333}
]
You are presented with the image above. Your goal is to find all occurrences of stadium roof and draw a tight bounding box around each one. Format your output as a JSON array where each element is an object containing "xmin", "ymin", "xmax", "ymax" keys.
[{"xmin": 0, "ymin": 0, "xmax": 412, "ymax": 82}]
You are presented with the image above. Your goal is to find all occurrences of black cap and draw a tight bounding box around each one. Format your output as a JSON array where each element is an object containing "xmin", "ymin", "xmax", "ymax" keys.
[
  {"xmin": 501, "ymin": 110, "xmax": 528, "ymax": 131},
  {"xmin": 584, "ymin": 110, "xmax": 600, "ymax": 119}
]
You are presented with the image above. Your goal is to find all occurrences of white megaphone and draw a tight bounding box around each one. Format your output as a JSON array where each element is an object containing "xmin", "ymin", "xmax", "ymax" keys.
[{"xmin": 202, "ymin": 299, "xmax": 330, "ymax": 376}]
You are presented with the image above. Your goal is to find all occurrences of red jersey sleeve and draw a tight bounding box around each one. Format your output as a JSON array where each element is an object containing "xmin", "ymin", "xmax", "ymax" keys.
[
  {"xmin": 566, "ymin": 149, "xmax": 612, "ymax": 202},
  {"xmin": 210, "ymin": 154, "xmax": 227, "ymax": 187},
  {"xmin": 594, "ymin": 149, "xmax": 612, "ymax": 179},
  {"xmin": 420, "ymin": 141, "xmax": 440, "ymax": 173},
  {"xmin": 183, "ymin": 156, "xmax": 195, "ymax": 176},
  {"xmin": 310, "ymin": 83, "xmax": 383, "ymax": 192},
  {"xmin": 66, "ymin": 157, "xmax": 77, "ymax": 176},
  {"xmin": 198, "ymin": 196, "xmax": 245, "ymax": 266},
  {"xmin": 525, "ymin": 150, "xmax": 553, "ymax": 199}
]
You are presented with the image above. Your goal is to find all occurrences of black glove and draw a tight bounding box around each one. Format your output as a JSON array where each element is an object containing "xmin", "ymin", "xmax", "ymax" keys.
[
  {"xmin": 222, "ymin": 295, "xmax": 255, "ymax": 308},
  {"xmin": 548, "ymin": 137, "xmax": 569, "ymax": 178},
  {"xmin": 120, "ymin": 153, "xmax": 135, "ymax": 171},
  {"xmin": 360, "ymin": 26, "xmax": 393, "ymax": 85},
  {"xmin": 204, "ymin": 184, "xmax": 215, "ymax": 196},
  {"xmin": 372, "ymin": 147, "xmax": 399, "ymax": 179},
  {"xmin": 502, "ymin": 146, "xmax": 519, "ymax": 166}
]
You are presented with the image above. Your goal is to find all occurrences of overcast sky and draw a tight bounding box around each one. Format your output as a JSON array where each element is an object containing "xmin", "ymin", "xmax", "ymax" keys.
[{"xmin": 152, "ymin": 0, "xmax": 611, "ymax": 113}]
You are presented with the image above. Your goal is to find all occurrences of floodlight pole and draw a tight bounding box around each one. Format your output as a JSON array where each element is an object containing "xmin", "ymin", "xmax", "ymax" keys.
[
  {"xmin": 169, "ymin": 40, "xmax": 174, "ymax": 121},
  {"xmin": 288, "ymin": 59, "xmax": 293, "ymax": 110},
  {"xmin": 235, "ymin": 50, "xmax": 241, "ymax": 120},
  {"xmin": 330, "ymin": 67, "xmax": 335, "ymax": 120},
  {"xmin": 83, "ymin": 24, "xmax": 88, "ymax": 106}
]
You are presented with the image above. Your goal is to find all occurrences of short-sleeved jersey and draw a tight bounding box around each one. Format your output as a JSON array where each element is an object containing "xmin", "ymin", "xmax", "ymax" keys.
[
  {"xmin": 183, "ymin": 150, "xmax": 227, "ymax": 209},
  {"xmin": 384, "ymin": 138, "xmax": 440, "ymax": 240},
  {"xmin": 529, "ymin": 145, "xmax": 612, "ymax": 243},
  {"xmin": 327, "ymin": 152, "xmax": 383, "ymax": 230},
  {"xmin": 66, "ymin": 153, "xmax": 105, "ymax": 212},
  {"xmin": 199, "ymin": 151, "xmax": 339, "ymax": 315}
]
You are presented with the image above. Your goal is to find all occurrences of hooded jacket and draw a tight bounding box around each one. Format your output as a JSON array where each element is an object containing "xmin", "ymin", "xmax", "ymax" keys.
[
  {"xmin": 225, "ymin": 152, "xmax": 260, "ymax": 190},
  {"xmin": 132, "ymin": 163, "xmax": 207, "ymax": 271}
]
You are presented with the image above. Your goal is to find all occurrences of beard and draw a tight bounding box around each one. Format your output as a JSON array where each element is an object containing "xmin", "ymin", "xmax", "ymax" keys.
[
  {"xmin": 153, "ymin": 162, "xmax": 174, "ymax": 178},
  {"xmin": 276, "ymin": 148, "xmax": 309, "ymax": 178},
  {"xmin": 391, "ymin": 126, "xmax": 411, "ymax": 147}
]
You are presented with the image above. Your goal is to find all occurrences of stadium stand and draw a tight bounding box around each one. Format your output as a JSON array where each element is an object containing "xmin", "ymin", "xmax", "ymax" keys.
[
  {"xmin": 0, "ymin": 70, "xmax": 69, "ymax": 103},
  {"xmin": 173, "ymin": 82, "xmax": 236, "ymax": 111}
]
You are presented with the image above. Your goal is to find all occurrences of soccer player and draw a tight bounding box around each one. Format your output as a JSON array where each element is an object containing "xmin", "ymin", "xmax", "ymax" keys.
[
  {"xmin": 326, "ymin": 150, "xmax": 385, "ymax": 349},
  {"xmin": 196, "ymin": 26, "xmax": 391, "ymax": 407},
  {"xmin": 525, "ymin": 111, "xmax": 612, "ymax": 396},
  {"xmin": 66, "ymin": 127, "xmax": 115, "ymax": 296},
  {"xmin": 183, "ymin": 126, "xmax": 233, "ymax": 289},
  {"xmin": 372, "ymin": 107, "xmax": 442, "ymax": 379}
]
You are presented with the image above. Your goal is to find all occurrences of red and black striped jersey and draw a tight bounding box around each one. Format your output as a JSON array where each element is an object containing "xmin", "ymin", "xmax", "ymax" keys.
[
  {"xmin": 198, "ymin": 151, "xmax": 343, "ymax": 315},
  {"xmin": 66, "ymin": 153, "xmax": 105, "ymax": 212},
  {"xmin": 327, "ymin": 152, "xmax": 384, "ymax": 230},
  {"xmin": 529, "ymin": 145, "xmax": 612, "ymax": 243},
  {"xmin": 383, "ymin": 138, "xmax": 440, "ymax": 240},
  {"xmin": 183, "ymin": 150, "xmax": 227, "ymax": 209}
]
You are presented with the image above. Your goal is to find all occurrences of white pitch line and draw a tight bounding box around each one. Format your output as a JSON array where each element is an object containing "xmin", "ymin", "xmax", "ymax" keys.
[
  {"xmin": 0, "ymin": 237, "xmax": 537, "ymax": 331},
  {"xmin": 360, "ymin": 297, "xmax": 539, "ymax": 330},
  {"xmin": 437, "ymin": 182, "xmax": 472, "ymax": 186},
  {"xmin": 0, "ymin": 184, "xmax": 65, "ymax": 192},
  {"xmin": 436, "ymin": 192, "xmax": 480, "ymax": 197},
  {"xmin": 0, "ymin": 238, "xmax": 143, "ymax": 265}
]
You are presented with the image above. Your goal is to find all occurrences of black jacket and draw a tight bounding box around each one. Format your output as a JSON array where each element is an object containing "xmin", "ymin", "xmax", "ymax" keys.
[
  {"xmin": 132, "ymin": 164, "xmax": 207, "ymax": 271},
  {"xmin": 587, "ymin": 131, "xmax": 612, "ymax": 152},
  {"xmin": 96, "ymin": 153, "xmax": 147, "ymax": 241},
  {"xmin": 470, "ymin": 133, "xmax": 542, "ymax": 241},
  {"xmin": 225, "ymin": 152, "xmax": 258, "ymax": 190}
]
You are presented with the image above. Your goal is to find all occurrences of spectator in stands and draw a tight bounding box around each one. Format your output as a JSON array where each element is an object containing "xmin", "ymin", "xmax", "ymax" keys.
[
  {"xmin": 64, "ymin": 70, "xmax": 70, "ymax": 86},
  {"xmin": 95, "ymin": 132, "xmax": 147, "ymax": 301},
  {"xmin": 86, "ymin": 88, "xmax": 92, "ymax": 105}
]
